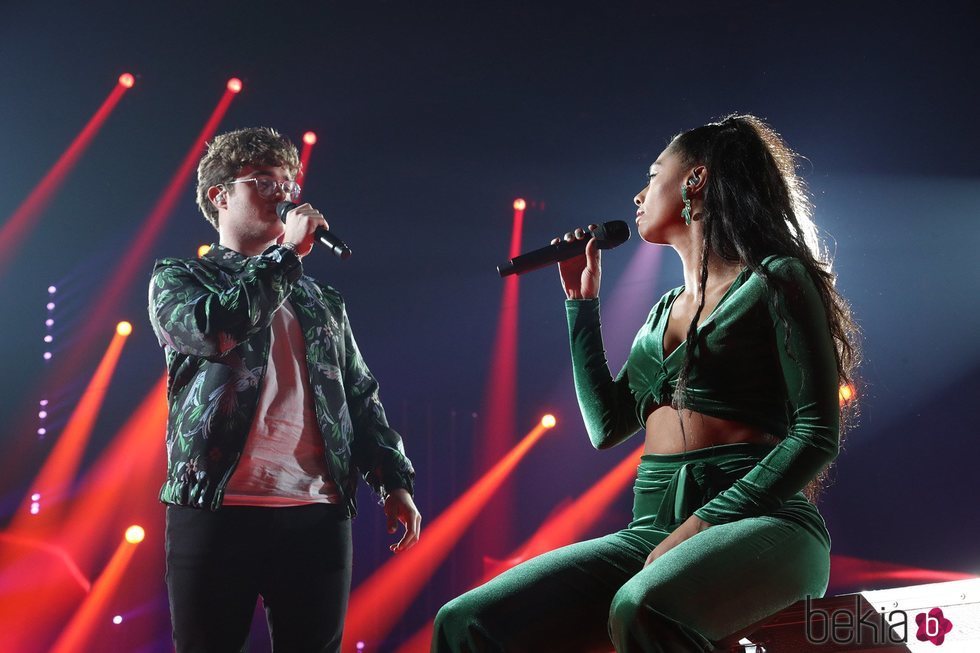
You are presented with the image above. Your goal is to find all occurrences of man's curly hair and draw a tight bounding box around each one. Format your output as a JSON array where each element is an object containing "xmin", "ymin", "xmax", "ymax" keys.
[{"xmin": 195, "ymin": 127, "xmax": 300, "ymax": 230}]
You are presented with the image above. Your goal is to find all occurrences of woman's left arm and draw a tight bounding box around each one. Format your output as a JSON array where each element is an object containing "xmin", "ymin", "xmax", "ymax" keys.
[{"xmin": 695, "ymin": 257, "xmax": 841, "ymax": 524}]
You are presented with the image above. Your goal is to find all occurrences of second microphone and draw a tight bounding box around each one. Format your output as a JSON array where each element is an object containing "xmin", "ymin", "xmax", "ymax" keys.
[{"xmin": 497, "ymin": 220, "xmax": 631, "ymax": 277}]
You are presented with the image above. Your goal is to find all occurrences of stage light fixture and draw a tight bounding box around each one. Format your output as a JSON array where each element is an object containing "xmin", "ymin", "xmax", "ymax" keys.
[
  {"xmin": 46, "ymin": 302, "xmax": 55, "ymax": 310},
  {"xmin": 124, "ymin": 525, "xmax": 145, "ymax": 544},
  {"xmin": 48, "ymin": 285, "xmax": 57, "ymax": 294},
  {"xmin": 43, "ymin": 352, "xmax": 52, "ymax": 360},
  {"xmin": 112, "ymin": 615, "xmax": 123, "ymax": 625},
  {"xmin": 116, "ymin": 321, "xmax": 132, "ymax": 336},
  {"xmin": 45, "ymin": 318, "xmax": 53, "ymax": 326},
  {"xmin": 513, "ymin": 198, "xmax": 526, "ymax": 211},
  {"xmin": 541, "ymin": 414, "xmax": 557, "ymax": 428},
  {"xmin": 227, "ymin": 77, "xmax": 243, "ymax": 93},
  {"xmin": 118, "ymin": 73, "xmax": 135, "ymax": 88},
  {"xmin": 303, "ymin": 131, "xmax": 317, "ymax": 145}
]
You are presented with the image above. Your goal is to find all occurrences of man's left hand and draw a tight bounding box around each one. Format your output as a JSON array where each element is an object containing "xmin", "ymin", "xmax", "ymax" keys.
[
  {"xmin": 384, "ymin": 488, "xmax": 422, "ymax": 553},
  {"xmin": 644, "ymin": 514, "xmax": 711, "ymax": 568}
]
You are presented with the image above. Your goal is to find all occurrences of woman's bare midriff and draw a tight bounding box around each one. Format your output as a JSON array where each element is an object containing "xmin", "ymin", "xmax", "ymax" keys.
[{"xmin": 643, "ymin": 405, "xmax": 777, "ymax": 455}]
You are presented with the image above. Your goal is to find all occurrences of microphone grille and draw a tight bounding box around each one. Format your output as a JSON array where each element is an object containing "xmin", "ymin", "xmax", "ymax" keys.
[
  {"xmin": 276, "ymin": 201, "xmax": 298, "ymax": 221},
  {"xmin": 595, "ymin": 220, "xmax": 631, "ymax": 246}
]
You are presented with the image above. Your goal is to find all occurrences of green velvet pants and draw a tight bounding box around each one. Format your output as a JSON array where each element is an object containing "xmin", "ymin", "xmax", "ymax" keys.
[{"xmin": 432, "ymin": 443, "xmax": 831, "ymax": 652}]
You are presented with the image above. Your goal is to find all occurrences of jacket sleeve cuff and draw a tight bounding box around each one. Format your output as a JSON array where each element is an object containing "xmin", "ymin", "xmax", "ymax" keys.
[{"xmin": 262, "ymin": 244, "xmax": 303, "ymax": 283}]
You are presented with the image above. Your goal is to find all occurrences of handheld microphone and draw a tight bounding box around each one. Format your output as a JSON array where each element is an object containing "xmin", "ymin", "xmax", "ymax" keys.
[
  {"xmin": 496, "ymin": 220, "xmax": 631, "ymax": 277},
  {"xmin": 276, "ymin": 201, "xmax": 352, "ymax": 260}
]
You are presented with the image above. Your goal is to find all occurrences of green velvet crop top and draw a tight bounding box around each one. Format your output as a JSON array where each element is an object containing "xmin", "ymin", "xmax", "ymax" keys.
[{"xmin": 565, "ymin": 255, "xmax": 841, "ymax": 524}]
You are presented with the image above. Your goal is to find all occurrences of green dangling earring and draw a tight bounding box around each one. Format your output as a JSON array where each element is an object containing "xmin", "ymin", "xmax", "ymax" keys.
[{"xmin": 681, "ymin": 185, "xmax": 693, "ymax": 226}]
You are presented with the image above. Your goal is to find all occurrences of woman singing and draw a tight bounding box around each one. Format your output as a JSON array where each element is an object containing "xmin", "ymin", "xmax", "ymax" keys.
[{"xmin": 433, "ymin": 114, "xmax": 859, "ymax": 652}]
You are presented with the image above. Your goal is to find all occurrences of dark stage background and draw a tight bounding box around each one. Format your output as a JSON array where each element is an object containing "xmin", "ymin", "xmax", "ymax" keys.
[{"xmin": 1, "ymin": 1, "xmax": 978, "ymax": 651}]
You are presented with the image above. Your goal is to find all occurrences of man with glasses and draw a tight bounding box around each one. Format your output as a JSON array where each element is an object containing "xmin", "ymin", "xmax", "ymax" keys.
[{"xmin": 149, "ymin": 127, "xmax": 421, "ymax": 652}]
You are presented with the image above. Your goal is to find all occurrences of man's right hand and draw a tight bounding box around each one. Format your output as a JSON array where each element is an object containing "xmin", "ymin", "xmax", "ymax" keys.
[
  {"xmin": 553, "ymin": 225, "xmax": 602, "ymax": 300},
  {"xmin": 282, "ymin": 203, "xmax": 329, "ymax": 258}
]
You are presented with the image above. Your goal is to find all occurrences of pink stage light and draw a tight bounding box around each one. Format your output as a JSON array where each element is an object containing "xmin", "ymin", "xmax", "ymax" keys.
[
  {"xmin": 227, "ymin": 77, "xmax": 243, "ymax": 93},
  {"xmin": 117, "ymin": 73, "xmax": 135, "ymax": 88}
]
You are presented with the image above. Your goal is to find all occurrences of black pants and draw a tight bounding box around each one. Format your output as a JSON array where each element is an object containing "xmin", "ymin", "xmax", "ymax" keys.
[{"xmin": 165, "ymin": 503, "xmax": 352, "ymax": 653}]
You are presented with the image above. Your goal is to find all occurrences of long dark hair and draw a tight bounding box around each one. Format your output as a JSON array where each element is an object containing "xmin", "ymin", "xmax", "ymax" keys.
[{"xmin": 669, "ymin": 114, "xmax": 860, "ymax": 500}]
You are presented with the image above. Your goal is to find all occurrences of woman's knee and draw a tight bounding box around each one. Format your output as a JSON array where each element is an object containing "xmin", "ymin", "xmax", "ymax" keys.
[
  {"xmin": 608, "ymin": 583, "xmax": 645, "ymax": 640},
  {"xmin": 433, "ymin": 592, "xmax": 496, "ymax": 653},
  {"xmin": 608, "ymin": 581, "xmax": 712, "ymax": 652}
]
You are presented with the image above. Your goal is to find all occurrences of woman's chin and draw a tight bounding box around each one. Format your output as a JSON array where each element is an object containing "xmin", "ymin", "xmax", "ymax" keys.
[{"xmin": 637, "ymin": 225, "xmax": 668, "ymax": 245}]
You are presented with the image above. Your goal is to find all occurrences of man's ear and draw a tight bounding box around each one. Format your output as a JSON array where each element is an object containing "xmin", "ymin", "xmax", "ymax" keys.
[{"xmin": 208, "ymin": 185, "xmax": 228, "ymax": 210}]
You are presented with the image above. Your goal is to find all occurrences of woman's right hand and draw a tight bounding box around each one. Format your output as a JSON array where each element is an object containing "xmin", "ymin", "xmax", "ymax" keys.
[{"xmin": 553, "ymin": 225, "xmax": 601, "ymax": 300}]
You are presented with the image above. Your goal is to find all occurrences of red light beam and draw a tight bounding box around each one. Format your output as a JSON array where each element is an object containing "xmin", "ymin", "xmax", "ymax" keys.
[
  {"xmin": 829, "ymin": 555, "xmax": 976, "ymax": 592},
  {"xmin": 0, "ymin": 75, "xmax": 134, "ymax": 277},
  {"xmin": 49, "ymin": 533, "xmax": 142, "ymax": 653},
  {"xmin": 55, "ymin": 374, "xmax": 167, "ymax": 570},
  {"xmin": 65, "ymin": 81, "xmax": 239, "ymax": 361},
  {"xmin": 483, "ymin": 444, "xmax": 644, "ymax": 582},
  {"xmin": 343, "ymin": 420, "xmax": 552, "ymax": 648},
  {"xmin": 298, "ymin": 131, "xmax": 317, "ymax": 187},
  {"xmin": 471, "ymin": 198, "xmax": 526, "ymax": 560},
  {"xmin": 394, "ymin": 620, "xmax": 434, "ymax": 653},
  {"xmin": 13, "ymin": 329, "xmax": 130, "ymax": 530}
]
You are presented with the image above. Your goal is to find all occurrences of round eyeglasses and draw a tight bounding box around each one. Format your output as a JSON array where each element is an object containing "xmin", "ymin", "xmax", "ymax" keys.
[{"xmin": 226, "ymin": 176, "xmax": 301, "ymax": 201}]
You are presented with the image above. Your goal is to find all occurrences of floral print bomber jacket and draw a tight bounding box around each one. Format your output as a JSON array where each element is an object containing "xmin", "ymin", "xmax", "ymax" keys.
[{"xmin": 148, "ymin": 243, "xmax": 414, "ymax": 514}]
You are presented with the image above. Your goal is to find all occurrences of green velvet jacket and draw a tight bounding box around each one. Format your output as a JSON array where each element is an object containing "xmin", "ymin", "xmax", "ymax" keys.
[
  {"xmin": 567, "ymin": 255, "xmax": 840, "ymax": 527},
  {"xmin": 148, "ymin": 243, "xmax": 414, "ymax": 514}
]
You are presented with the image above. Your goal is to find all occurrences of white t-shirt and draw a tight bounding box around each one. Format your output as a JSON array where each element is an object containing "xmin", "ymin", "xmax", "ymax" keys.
[{"xmin": 224, "ymin": 299, "xmax": 342, "ymax": 506}]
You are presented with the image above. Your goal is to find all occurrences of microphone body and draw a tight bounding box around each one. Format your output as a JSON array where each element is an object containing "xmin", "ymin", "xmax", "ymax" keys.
[
  {"xmin": 497, "ymin": 220, "xmax": 631, "ymax": 277},
  {"xmin": 276, "ymin": 201, "xmax": 352, "ymax": 260}
]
